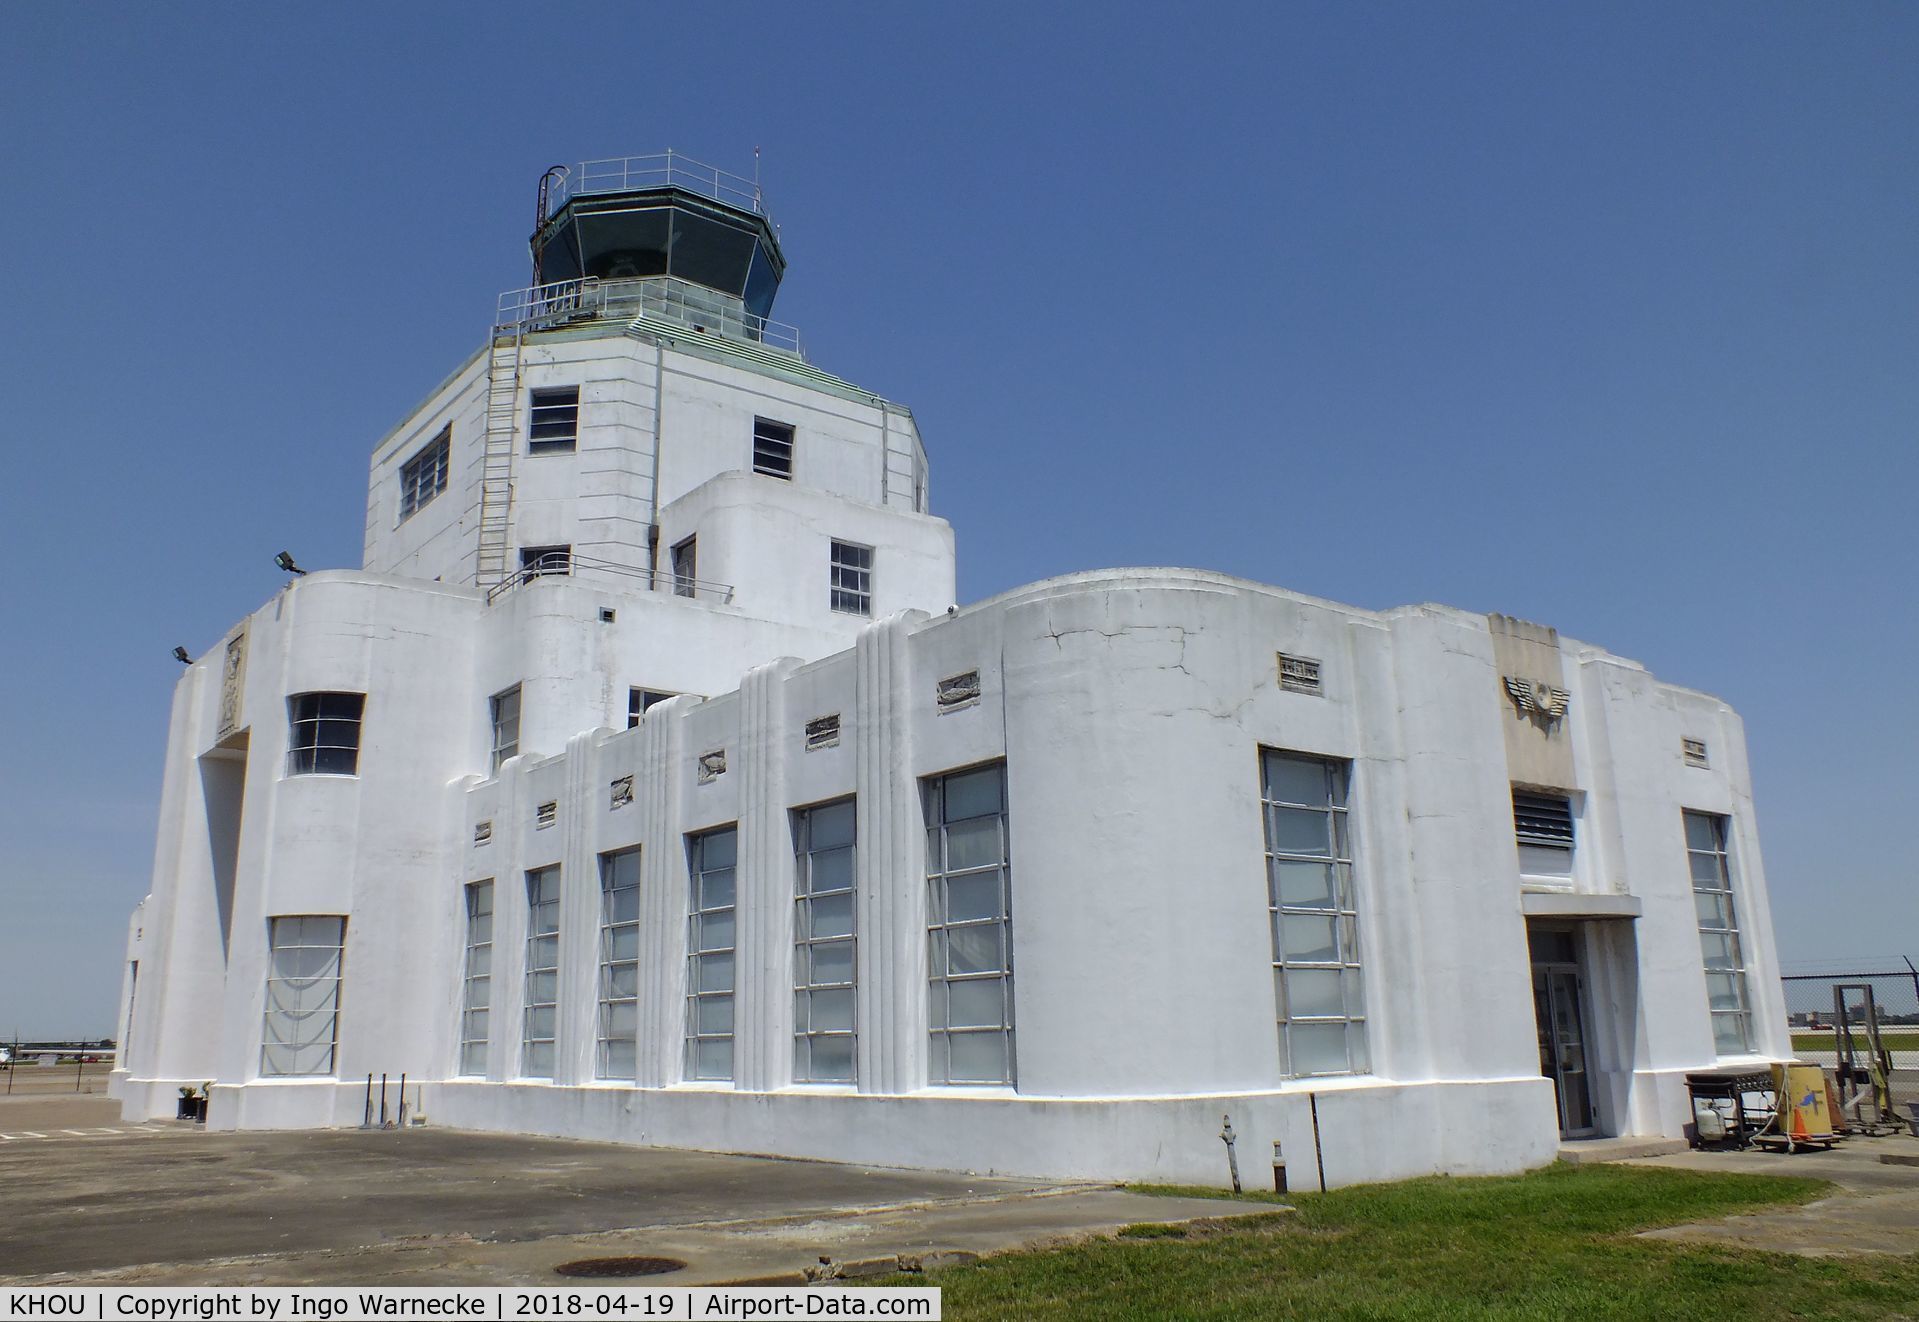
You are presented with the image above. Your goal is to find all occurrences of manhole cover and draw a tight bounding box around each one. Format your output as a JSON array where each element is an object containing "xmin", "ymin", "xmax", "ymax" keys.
[{"xmin": 553, "ymin": 1257, "xmax": 687, "ymax": 1279}]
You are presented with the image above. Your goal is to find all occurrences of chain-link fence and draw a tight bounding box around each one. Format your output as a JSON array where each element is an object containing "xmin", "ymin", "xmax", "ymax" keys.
[{"xmin": 1781, "ymin": 967, "xmax": 1918, "ymax": 1117}]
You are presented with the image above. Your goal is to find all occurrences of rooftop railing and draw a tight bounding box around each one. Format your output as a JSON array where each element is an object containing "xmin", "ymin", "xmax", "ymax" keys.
[
  {"xmin": 542, "ymin": 151, "xmax": 769, "ymax": 225},
  {"xmin": 485, "ymin": 551, "xmax": 736, "ymax": 607},
  {"xmin": 494, "ymin": 275, "xmax": 805, "ymax": 358}
]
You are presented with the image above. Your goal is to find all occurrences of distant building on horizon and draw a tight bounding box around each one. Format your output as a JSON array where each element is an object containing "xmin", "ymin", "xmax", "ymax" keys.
[{"xmin": 111, "ymin": 152, "xmax": 1791, "ymax": 1185}]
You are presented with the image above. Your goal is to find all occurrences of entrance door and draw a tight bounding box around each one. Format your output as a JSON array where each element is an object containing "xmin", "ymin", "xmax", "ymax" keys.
[{"xmin": 1530, "ymin": 929, "xmax": 1595, "ymax": 1137}]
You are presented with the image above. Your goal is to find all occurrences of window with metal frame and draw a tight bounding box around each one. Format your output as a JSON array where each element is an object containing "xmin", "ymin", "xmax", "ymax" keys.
[
  {"xmin": 399, "ymin": 426, "xmax": 450, "ymax": 520},
  {"xmin": 597, "ymin": 847, "xmax": 641, "ymax": 1081},
  {"xmin": 528, "ymin": 386, "xmax": 579, "ymax": 454},
  {"xmin": 522, "ymin": 867, "xmax": 561, "ymax": 1078},
  {"xmin": 685, "ymin": 827, "xmax": 738, "ymax": 1081},
  {"xmin": 924, "ymin": 763, "xmax": 1014, "ymax": 1086},
  {"xmin": 287, "ymin": 692, "xmax": 365, "ymax": 776},
  {"xmin": 1685, "ymin": 811, "xmax": 1754, "ymax": 1054},
  {"xmin": 830, "ymin": 540, "xmax": 872, "ymax": 616},
  {"xmin": 1514, "ymin": 790, "xmax": 1575, "ymax": 878},
  {"xmin": 519, "ymin": 545, "xmax": 571, "ymax": 578},
  {"xmin": 672, "ymin": 536, "xmax": 697, "ymax": 598},
  {"xmin": 752, "ymin": 417, "xmax": 795, "ymax": 479},
  {"xmin": 458, "ymin": 882, "xmax": 493, "ymax": 1076},
  {"xmin": 793, "ymin": 799, "xmax": 857, "ymax": 1083},
  {"xmin": 260, "ymin": 916, "xmax": 346, "ymax": 1077},
  {"xmin": 490, "ymin": 686, "xmax": 521, "ymax": 771},
  {"xmin": 1261, "ymin": 750, "xmax": 1369, "ymax": 1077},
  {"xmin": 628, "ymin": 688, "xmax": 678, "ymax": 728}
]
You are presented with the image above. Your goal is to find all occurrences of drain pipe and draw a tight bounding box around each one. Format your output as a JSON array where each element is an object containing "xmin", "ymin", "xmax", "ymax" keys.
[
  {"xmin": 1218, "ymin": 1114, "xmax": 1242, "ymax": 1194},
  {"xmin": 1309, "ymin": 1093, "xmax": 1327, "ymax": 1193}
]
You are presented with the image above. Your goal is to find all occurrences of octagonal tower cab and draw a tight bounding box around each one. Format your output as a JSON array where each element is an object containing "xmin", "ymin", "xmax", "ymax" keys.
[{"xmin": 528, "ymin": 153, "xmax": 787, "ymax": 342}]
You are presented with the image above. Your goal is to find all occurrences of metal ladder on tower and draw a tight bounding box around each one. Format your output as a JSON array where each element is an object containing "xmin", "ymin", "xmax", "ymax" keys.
[{"xmin": 475, "ymin": 319, "xmax": 523, "ymax": 590}]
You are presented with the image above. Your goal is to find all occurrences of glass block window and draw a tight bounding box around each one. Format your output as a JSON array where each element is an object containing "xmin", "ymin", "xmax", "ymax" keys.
[
  {"xmin": 490, "ymin": 685, "xmax": 521, "ymax": 771},
  {"xmin": 924, "ymin": 763, "xmax": 1014, "ymax": 1085},
  {"xmin": 830, "ymin": 540, "xmax": 872, "ymax": 616},
  {"xmin": 597, "ymin": 847, "xmax": 641, "ymax": 1081},
  {"xmin": 528, "ymin": 386, "xmax": 579, "ymax": 455},
  {"xmin": 260, "ymin": 916, "xmax": 345, "ymax": 1077},
  {"xmin": 1514, "ymin": 791, "xmax": 1575, "ymax": 878},
  {"xmin": 1686, "ymin": 811, "xmax": 1754, "ymax": 1054},
  {"xmin": 458, "ymin": 881, "xmax": 493, "ymax": 1076},
  {"xmin": 1261, "ymin": 750, "xmax": 1369, "ymax": 1077},
  {"xmin": 753, "ymin": 417, "xmax": 794, "ymax": 479},
  {"xmin": 399, "ymin": 426, "xmax": 450, "ymax": 520},
  {"xmin": 286, "ymin": 692, "xmax": 364, "ymax": 776},
  {"xmin": 522, "ymin": 867, "xmax": 561, "ymax": 1078},
  {"xmin": 794, "ymin": 799, "xmax": 857, "ymax": 1083},
  {"xmin": 685, "ymin": 827, "xmax": 738, "ymax": 1082}
]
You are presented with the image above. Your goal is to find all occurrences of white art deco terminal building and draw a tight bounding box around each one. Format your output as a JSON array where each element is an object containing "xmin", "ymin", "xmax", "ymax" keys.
[{"xmin": 111, "ymin": 154, "xmax": 1791, "ymax": 1186}]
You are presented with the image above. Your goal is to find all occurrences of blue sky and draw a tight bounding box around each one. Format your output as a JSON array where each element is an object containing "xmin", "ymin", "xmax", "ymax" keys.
[{"xmin": 2, "ymin": 4, "xmax": 1913, "ymax": 1038}]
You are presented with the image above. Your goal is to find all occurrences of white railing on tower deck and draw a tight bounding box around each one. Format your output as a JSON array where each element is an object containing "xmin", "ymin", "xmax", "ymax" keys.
[
  {"xmin": 542, "ymin": 151, "xmax": 769, "ymax": 224},
  {"xmin": 494, "ymin": 275, "xmax": 805, "ymax": 358},
  {"xmin": 485, "ymin": 552, "xmax": 736, "ymax": 607}
]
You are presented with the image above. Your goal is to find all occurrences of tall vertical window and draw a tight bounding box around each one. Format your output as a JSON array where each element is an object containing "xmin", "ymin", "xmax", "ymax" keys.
[
  {"xmin": 752, "ymin": 417, "xmax": 795, "ymax": 479},
  {"xmin": 672, "ymin": 536, "xmax": 698, "ymax": 598},
  {"xmin": 522, "ymin": 867, "xmax": 561, "ymax": 1078},
  {"xmin": 597, "ymin": 847, "xmax": 642, "ymax": 1081},
  {"xmin": 528, "ymin": 386, "xmax": 579, "ymax": 454},
  {"xmin": 1686, "ymin": 811, "xmax": 1753, "ymax": 1054},
  {"xmin": 794, "ymin": 799, "xmax": 857, "ymax": 1083},
  {"xmin": 490, "ymin": 686, "xmax": 521, "ymax": 771},
  {"xmin": 685, "ymin": 827, "xmax": 738, "ymax": 1081},
  {"xmin": 260, "ymin": 916, "xmax": 346, "ymax": 1077},
  {"xmin": 1514, "ymin": 791, "xmax": 1575, "ymax": 879},
  {"xmin": 287, "ymin": 693, "xmax": 365, "ymax": 776},
  {"xmin": 458, "ymin": 881, "xmax": 493, "ymax": 1076},
  {"xmin": 399, "ymin": 426, "xmax": 450, "ymax": 520},
  {"xmin": 1261, "ymin": 750, "xmax": 1368, "ymax": 1077},
  {"xmin": 925, "ymin": 764, "xmax": 1014, "ymax": 1086},
  {"xmin": 830, "ymin": 540, "xmax": 872, "ymax": 616}
]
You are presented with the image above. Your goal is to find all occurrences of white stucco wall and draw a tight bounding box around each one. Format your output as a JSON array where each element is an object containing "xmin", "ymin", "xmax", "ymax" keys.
[{"xmin": 115, "ymin": 564, "xmax": 1788, "ymax": 1188}]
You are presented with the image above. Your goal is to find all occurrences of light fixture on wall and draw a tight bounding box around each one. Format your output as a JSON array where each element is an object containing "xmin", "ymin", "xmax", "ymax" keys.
[
  {"xmin": 172, "ymin": 646, "xmax": 192, "ymax": 665},
  {"xmin": 275, "ymin": 551, "xmax": 307, "ymax": 576}
]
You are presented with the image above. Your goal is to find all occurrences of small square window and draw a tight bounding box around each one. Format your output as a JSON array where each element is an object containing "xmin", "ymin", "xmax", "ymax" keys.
[
  {"xmin": 287, "ymin": 692, "xmax": 365, "ymax": 776},
  {"xmin": 628, "ymin": 688, "xmax": 679, "ymax": 728},
  {"xmin": 399, "ymin": 427, "xmax": 450, "ymax": 520},
  {"xmin": 528, "ymin": 387, "xmax": 579, "ymax": 455},
  {"xmin": 520, "ymin": 545, "xmax": 571, "ymax": 578},
  {"xmin": 753, "ymin": 418, "xmax": 794, "ymax": 479},
  {"xmin": 1682, "ymin": 738, "xmax": 1710, "ymax": 769},
  {"xmin": 830, "ymin": 540, "xmax": 872, "ymax": 616}
]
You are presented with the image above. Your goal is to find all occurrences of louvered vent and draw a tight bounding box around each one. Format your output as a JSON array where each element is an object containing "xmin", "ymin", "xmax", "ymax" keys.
[
  {"xmin": 1682, "ymin": 738, "xmax": 1710, "ymax": 769},
  {"xmin": 535, "ymin": 801, "xmax": 558, "ymax": 830},
  {"xmin": 805, "ymin": 714, "xmax": 841, "ymax": 751},
  {"xmin": 1513, "ymin": 792, "xmax": 1574, "ymax": 845},
  {"xmin": 1278, "ymin": 652, "xmax": 1322, "ymax": 695}
]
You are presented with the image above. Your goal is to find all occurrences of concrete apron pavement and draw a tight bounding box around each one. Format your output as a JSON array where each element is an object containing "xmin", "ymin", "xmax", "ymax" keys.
[
  {"xmin": 1, "ymin": 1098, "xmax": 1277, "ymax": 1287},
  {"xmin": 1629, "ymin": 1132, "xmax": 1919, "ymax": 1258}
]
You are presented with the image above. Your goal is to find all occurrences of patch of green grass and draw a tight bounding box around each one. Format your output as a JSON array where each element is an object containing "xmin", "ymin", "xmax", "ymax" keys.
[{"xmin": 871, "ymin": 1164, "xmax": 1919, "ymax": 1319}]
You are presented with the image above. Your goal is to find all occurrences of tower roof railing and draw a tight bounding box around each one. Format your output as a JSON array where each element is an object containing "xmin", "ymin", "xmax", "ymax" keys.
[
  {"xmin": 542, "ymin": 151, "xmax": 770, "ymax": 225},
  {"xmin": 495, "ymin": 275, "xmax": 806, "ymax": 358}
]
